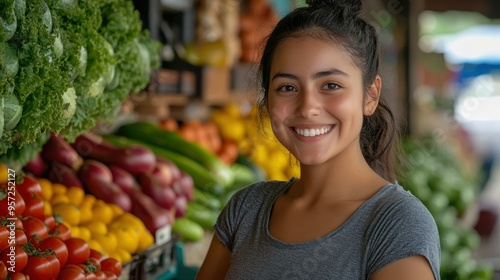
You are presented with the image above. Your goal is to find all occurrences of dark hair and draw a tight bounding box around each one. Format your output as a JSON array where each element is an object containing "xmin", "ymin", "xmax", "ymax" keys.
[{"xmin": 257, "ymin": 0, "xmax": 400, "ymax": 181}]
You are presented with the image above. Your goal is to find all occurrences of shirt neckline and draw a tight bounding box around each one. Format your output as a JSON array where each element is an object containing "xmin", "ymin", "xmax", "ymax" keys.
[{"xmin": 263, "ymin": 178, "xmax": 395, "ymax": 248}]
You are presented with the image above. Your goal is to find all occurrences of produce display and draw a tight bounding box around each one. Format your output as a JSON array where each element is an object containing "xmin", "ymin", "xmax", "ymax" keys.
[
  {"xmin": 211, "ymin": 103, "xmax": 300, "ymax": 181},
  {"xmin": 400, "ymin": 137, "xmax": 493, "ymax": 280},
  {"xmin": 0, "ymin": 0, "xmax": 162, "ymax": 171},
  {"xmin": 0, "ymin": 174, "xmax": 123, "ymax": 279}
]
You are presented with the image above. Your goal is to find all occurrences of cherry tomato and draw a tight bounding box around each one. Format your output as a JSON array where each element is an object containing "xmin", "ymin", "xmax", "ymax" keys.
[
  {"xmin": 86, "ymin": 257, "xmax": 101, "ymax": 272},
  {"xmin": 22, "ymin": 217, "xmax": 49, "ymax": 241},
  {"xmin": 89, "ymin": 249, "xmax": 105, "ymax": 263},
  {"xmin": 0, "ymin": 245, "xmax": 28, "ymax": 272},
  {"xmin": 56, "ymin": 267, "xmax": 86, "ymax": 280},
  {"xmin": 14, "ymin": 228, "xmax": 27, "ymax": 246},
  {"xmin": 50, "ymin": 223, "xmax": 71, "ymax": 241},
  {"xmin": 8, "ymin": 272, "xmax": 30, "ymax": 280},
  {"xmin": 17, "ymin": 176, "xmax": 43, "ymax": 199},
  {"xmin": 102, "ymin": 270, "xmax": 118, "ymax": 280},
  {"xmin": 65, "ymin": 238, "xmax": 90, "ymax": 265},
  {"xmin": 93, "ymin": 271, "xmax": 107, "ymax": 280},
  {"xmin": 0, "ymin": 226, "xmax": 9, "ymax": 252},
  {"xmin": 0, "ymin": 260, "xmax": 7, "ymax": 279},
  {"xmin": 36, "ymin": 236, "xmax": 68, "ymax": 268},
  {"xmin": 0, "ymin": 188, "xmax": 26, "ymax": 217},
  {"xmin": 22, "ymin": 194, "xmax": 45, "ymax": 220},
  {"xmin": 100, "ymin": 258, "xmax": 122, "ymax": 277},
  {"xmin": 85, "ymin": 272, "xmax": 97, "ymax": 280},
  {"xmin": 43, "ymin": 214, "xmax": 56, "ymax": 231},
  {"xmin": 23, "ymin": 255, "xmax": 60, "ymax": 280}
]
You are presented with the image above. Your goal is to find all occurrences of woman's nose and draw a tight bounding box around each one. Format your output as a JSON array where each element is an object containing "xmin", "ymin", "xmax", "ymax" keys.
[{"xmin": 296, "ymin": 89, "xmax": 321, "ymax": 118}]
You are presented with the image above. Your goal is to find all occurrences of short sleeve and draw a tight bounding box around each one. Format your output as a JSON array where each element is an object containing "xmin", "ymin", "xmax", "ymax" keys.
[
  {"xmin": 213, "ymin": 185, "xmax": 254, "ymax": 252},
  {"xmin": 366, "ymin": 195, "xmax": 441, "ymax": 279}
]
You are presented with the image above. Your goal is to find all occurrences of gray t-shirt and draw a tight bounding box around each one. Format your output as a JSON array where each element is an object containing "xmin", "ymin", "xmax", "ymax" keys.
[{"xmin": 215, "ymin": 178, "xmax": 441, "ymax": 280}]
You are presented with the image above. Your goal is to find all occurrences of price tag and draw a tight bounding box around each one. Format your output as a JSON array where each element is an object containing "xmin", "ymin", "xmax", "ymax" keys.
[{"xmin": 155, "ymin": 224, "xmax": 172, "ymax": 245}]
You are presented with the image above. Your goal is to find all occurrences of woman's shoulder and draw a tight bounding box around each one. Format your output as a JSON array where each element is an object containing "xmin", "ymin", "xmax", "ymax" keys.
[{"xmin": 226, "ymin": 178, "xmax": 297, "ymax": 208}]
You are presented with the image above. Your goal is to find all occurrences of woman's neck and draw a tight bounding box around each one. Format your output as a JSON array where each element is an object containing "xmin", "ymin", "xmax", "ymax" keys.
[{"xmin": 289, "ymin": 145, "xmax": 388, "ymax": 205}]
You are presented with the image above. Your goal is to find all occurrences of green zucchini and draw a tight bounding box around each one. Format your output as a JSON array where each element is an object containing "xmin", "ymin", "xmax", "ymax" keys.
[
  {"xmin": 115, "ymin": 122, "xmax": 234, "ymax": 187},
  {"xmin": 172, "ymin": 217, "xmax": 205, "ymax": 242},
  {"xmin": 185, "ymin": 203, "xmax": 219, "ymax": 230},
  {"xmin": 103, "ymin": 134, "xmax": 225, "ymax": 195},
  {"xmin": 194, "ymin": 188, "xmax": 222, "ymax": 211}
]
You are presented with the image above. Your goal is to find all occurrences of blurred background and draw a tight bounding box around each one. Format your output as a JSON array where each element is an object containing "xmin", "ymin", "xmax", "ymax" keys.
[{"xmin": 127, "ymin": 0, "xmax": 500, "ymax": 278}]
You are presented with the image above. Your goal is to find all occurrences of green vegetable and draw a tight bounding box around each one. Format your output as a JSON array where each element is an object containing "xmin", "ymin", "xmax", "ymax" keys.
[
  {"xmin": 185, "ymin": 203, "xmax": 218, "ymax": 229},
  {"xmin": 0, "ymin": 42, "xmax": 19, "ymax": 77},
  {"xmin": 172, "ymin": 218, "xmax": 205, "ymax": 242},
  {"xmin": 13, "ymin": 0, "xmax": 26, "ymax": 22},
  {"xmin": 194, "ymin": 189, "xmax": 222, "ymax": 211},
  {"xmin": 116, "ymin": 122, "xmax": 234, "ymax": 188},
  {"xmin": 3, "ymin": 93, "xmax": 22, "ymax": 131},
  {"xmin": 0, "ymin": 0, "xmax": 17, "ymax": 42},
  {"xmin": 0, "ymin": 97, "xmax": 4, "ymax": 138}
]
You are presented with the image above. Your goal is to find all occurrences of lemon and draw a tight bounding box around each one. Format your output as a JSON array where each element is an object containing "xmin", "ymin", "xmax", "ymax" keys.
[
  {"xmin": 87, "ymin": 239, "xmax": 103, "ymax": 252},
  {"xmin": 115, "ymin": 249, "xmax": 132, "ymax": 263},
  {"xmin": 38, "ymin": 178, "xmax": 53, "ymax": 201},
  {"xmin": 92, "ymin": 203, "xmax": 114, "ymax": 225},
  {"xmin": 52, "ymin": 202, "xmax": 81, "ymax": 226},
  {"xmin": 79, "ymin": 204, "xmax": 93, "ymax": 224},
  {"xmin": 44, "ymin": 201, "xmax": 53, "ymax": 216},
  {"xmin": 78, "ymin": 227, "xmax": 92, "ymax": 242},
  {"xmin": 93, "ymin": 233, "xmax": 118, "ymax": 255},
  {"xmin": 137, "ymin": 229, "xmax": 155, "ymax": 253},
  {"xmin": 82, "ymin": 220, "xmax": 108, "ymax": 236},
  {"xmin": 110, "ymin": 227, "xmax": 139, "ymax": 254},
  {"xmin": 66, "ymin": 186, "xmax": 85, "ymax": 206},
  {"xmin": 109, "ymin": 204, "xmax": 124, "ymax": 218},
  {"xmin": 52, "ymin": 183, "xmax": 67, "ymax": 195},
  {"xmin": 51, "ymin": 194, "xmax": 70, "ymax": 205}
]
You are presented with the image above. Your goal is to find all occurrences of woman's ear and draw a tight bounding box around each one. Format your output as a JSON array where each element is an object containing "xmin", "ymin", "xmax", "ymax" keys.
[{"xmin": 364, "ymin": 75, "xmax": 382, "ymax": 116}]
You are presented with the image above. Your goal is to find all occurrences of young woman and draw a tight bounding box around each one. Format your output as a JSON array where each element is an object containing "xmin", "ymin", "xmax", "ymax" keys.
[{"xmin": 196, "ymin": 0, "xmax": 441, "ymax": 279}]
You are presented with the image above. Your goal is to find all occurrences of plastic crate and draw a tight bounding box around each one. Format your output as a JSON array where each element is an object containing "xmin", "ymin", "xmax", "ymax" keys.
[
  {"xmin": 158, "ymin": 242, "xmax": 199, "ymax": 280},
  {"xmin": 142, "ymin": 238, "xmax": 177, "ymax": 280},
  {"xmin": 119, "ymin": 253, "xmax": 145, "ymax": 280}
]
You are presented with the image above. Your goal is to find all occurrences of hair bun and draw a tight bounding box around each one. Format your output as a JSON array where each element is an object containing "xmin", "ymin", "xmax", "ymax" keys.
[{"xmin": 306, "ymin": 0, "xmax": 363, "ymax": 15}]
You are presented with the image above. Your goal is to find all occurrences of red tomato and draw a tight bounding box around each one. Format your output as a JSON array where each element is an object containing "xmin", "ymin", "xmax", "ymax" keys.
[
  {"xmin": 84, "ymin": 271, "xmax": 97, "ymax": 280},
  {"xmin": 17, "ymin": 176, "xmax": 43, "ymax": 199},
  {"xmin": 100, "ymin": 258, "xmax": 122, "ymax": 277},
  {"xmin": 0, "ymin": 215, "xmax": 23, "ymax": 229},
  {"xmin": 64, "ymin": 238, "xmax": 90, "ymax": 265},
  {"xmin": 0, "ymin": 226, "xmax": 9, "ymax": 252},
  {"xmin": 56, "ymin": 267, "xmax": 86, "ymax": 280},
  {"xmin": 0, "ymin": 245, "xmax": 28, "ymax": 272},
  {"xmin": 0, "ymin": 188, "xmax": 26, "ymax": 217},
  {"xmin": 43, "ymin": 215, "xmax": 56, "ymax": 231},
  {"xmin": 22, "ymin": 194, "xmax": 45, "ymax": 220},
  {"xmin": 14, "ymin": 229, "xmax": 27, "ymax": 246},
  {"xmin": 93, "ymin": 271, "xmax": 107, "ymax": 280},
  {"xmin": 22, "ymin": 217, "xmax": 49, "ymax": 241},
  {"xmin": 64, "ymin": 264, "xmax": 85, "ymax": 273},
  {"xmin": 22, "ymin": 255, "xmax": 60, "ymax": 280},
  {"xmin": 37, "ymin": 237, "xmax": 68, "ymax": 268},
  {"xmin": 8, "ymin": 272, "xmax": 30, "ymax": 280},
  {"xmin": 50, "ymin": 223, "xmax": 71, "ymax": 241},
  {"xmin": 102, "ymin": 270, "xmax": 118, "ymax": 280},
  {"xmin": 85, "ymin": 257, "xmax": 101, "ymax": 272},
  {"xmin": 89, "ymin": 249, "xmax": 105, "ymax": 263},
  {"xmin": 0, "ymin": 260, "xmax": 7, "ymax": 279}
]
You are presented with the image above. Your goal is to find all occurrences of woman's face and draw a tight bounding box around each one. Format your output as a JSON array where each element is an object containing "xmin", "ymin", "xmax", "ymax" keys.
[{"xmin": 267, "ymin": 36, "xmax": 379, "ymax": 166}]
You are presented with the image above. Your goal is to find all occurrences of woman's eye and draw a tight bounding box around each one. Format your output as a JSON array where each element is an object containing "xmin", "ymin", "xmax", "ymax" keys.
[
  {"xmin": 278, "ymin": 85, "xmax": 296, "ymax": 92},
  {"xmin": 323, "ymin": 83, "xmax": 340, "ymax": 90}
]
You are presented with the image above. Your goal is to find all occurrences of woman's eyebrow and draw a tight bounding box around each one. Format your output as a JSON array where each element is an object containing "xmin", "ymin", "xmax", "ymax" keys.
[{"xmin": 271, "ymin": 68, "xmax": 350, "ymax": 82}]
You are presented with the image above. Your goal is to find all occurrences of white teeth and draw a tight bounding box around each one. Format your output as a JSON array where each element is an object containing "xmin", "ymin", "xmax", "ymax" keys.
[{"xmin": 294, "ymin": 126, "xmax": 332, "ymax": 137}]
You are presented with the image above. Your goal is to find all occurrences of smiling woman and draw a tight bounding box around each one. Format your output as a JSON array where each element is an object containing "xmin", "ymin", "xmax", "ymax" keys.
[{"xmin": 196, "ymin": 0, "xmax": 441, "ymax": 279}]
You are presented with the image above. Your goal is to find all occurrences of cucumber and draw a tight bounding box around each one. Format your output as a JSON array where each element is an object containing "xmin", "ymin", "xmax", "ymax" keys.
[
  {"xmin": 172, "ymin": 217, "xmax": 205, "ymax": 242},
  {"xmin": 235, "ymin": 154, "xmax": 267, "ymax": 181},
  {"xmin": 185, "ymin": 203, "xmax": 219, "ymax": 230},
  {"xmin": 194, "ymin": 188, "xmax": 222, "ymax": 211},
  {"xmin": 103, "ymin": 134, "xmax": 225, "ymax": 195},
  {"xmin": 115, "ymin": 122, "xmax": 234, "ymax": 187}
]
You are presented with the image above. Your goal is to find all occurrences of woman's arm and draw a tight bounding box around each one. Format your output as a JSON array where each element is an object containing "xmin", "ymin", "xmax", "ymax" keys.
[
  {"xmin": 371, "ymin": 255, "xmax": 436, "ymax": 280},
  {"xmin": 196, "ymin": 235, "xmax": 232, "ymax": 280}
]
